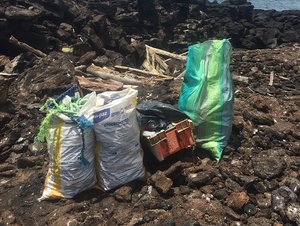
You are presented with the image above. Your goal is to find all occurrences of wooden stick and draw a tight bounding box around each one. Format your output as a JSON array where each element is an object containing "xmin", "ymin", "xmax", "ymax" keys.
[
  {"xmin": 269, "ymin": 71, "xmax": 274, "ymax": 86},
  {"xmin": 0, "ymin": 72, "xmax": 18, "ymax": 76},
  {"xmin": 145, "ymin": 45, "xmax": 187, "ymax": 61},
  {"xmin": 114, "ymin": 65, "xmax": 173, "ymax": 80},
  {"xmin": 174, "ymin": 70, "xmax": 186, "ymax": 80},
  {"xmin": 233, "ymin": 75, "xmax": 249, "ymax": 84},
  {"xmin": 76, "ymin": 76, "xmax": 123, "ymax": 92},
  {"xmin": 87, "ymin": 64, "xmax": 142, "ymax": 85},
  {"xmin": 278, "ymin": 75, "xmax": 289, "ymax": 81},
  {"xmin": 142, "ymin": 60, "xmax": 164, "ymax": 76},
  {"xmin": 155, "ymin": 54, "xmax": 169, "ymax": 71},
  {"xmin": 9, "ymin": 36, "xmax": 47, "ymax": 58}
]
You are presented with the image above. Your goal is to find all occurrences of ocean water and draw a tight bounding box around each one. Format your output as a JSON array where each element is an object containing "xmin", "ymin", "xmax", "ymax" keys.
[{"xmin": 215, "ymin": 0, "xmax": 300, "ymax": 11}]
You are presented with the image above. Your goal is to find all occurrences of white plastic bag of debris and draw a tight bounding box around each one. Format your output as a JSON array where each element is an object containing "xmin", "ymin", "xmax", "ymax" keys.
[
  {"xmin": 93, "ymin": 88, "xmax": 145, "ymax": 190},
  {"xmin": 38, "ymin": 91, "xmax": 97, "ymax": 200}
]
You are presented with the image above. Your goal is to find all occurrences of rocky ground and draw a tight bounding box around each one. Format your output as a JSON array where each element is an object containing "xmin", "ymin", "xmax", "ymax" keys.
[{"xmin": 0, "ymin": 0, "xmax": 300, "ymax": 226}]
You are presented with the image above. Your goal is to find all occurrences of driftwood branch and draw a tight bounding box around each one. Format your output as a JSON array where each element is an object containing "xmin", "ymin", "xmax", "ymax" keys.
[
  {"xmin": 87, "ymin": 64, "xmax": 142, "ymax": 85},
  {"xmin": 232, "ymin": 75, "xmax": 249, "ymax": 84},
  {"xmin": 155, "ymin": 54, "xmax": 169, "ymax": 72},
  {"xmin": 0, "ymin": 72, "xmax": 18, "ymax": 77},
  {"xmin": 76, "ymin": 76, "xmax": 123, "ymax": 92},
  {"xmin": 114, "ymin": 65, "xmax": 173, "ymax": 80},
  {"xmin": 145, "ymin": 45, "xmax": 187, "ymax": 61},
  {"xmin": 9, "ymin": 36, "xmax": 47, "ymax": 58},
  {"xmin": 174, "ymin": 70, "xmax": 186, "ymax": 80},
  {"xmin": 269, "ymin": 71, "xmax": 274, "ymax": 86}
]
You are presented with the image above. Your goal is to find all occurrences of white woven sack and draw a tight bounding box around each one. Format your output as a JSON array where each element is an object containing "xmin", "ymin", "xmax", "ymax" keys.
[
  {"xmin": 93, "ymin": 88, "xmax": 145, "ymax": 190},
  {"xmin": 39, "ymin": 93, "xmax": 97, "ymax": 200}
]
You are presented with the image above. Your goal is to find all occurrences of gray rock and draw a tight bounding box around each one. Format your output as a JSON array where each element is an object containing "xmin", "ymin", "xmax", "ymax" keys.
[
  {"xmin": 272, "ymin": 186, "xmax": 297, "ymax": 213},
  {"xmin": 256, "ymin": 193, "xmax": 272, "ymax": 208},
  {"xmin": 252, "ymin": 152, "xmax": 286, "ymax": 180},
  {"xmin": 285, "ymin": 203, "xmax": 300, "ymax": 225}
]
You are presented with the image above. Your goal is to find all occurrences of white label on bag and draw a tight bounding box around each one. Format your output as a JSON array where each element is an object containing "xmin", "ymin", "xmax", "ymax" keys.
[{"xmin": 93, "ymin": 108, "xmax": 110, "ymax": 123}]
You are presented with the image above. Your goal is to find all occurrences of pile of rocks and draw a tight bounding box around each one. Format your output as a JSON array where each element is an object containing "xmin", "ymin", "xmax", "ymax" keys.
[
  {"xmin": 0, "ymin": 0, "xmax": 299, "ymax": 225},
  {"xmin": 0, "ymin": 0, "xmax": 300, "ymax": 60}
]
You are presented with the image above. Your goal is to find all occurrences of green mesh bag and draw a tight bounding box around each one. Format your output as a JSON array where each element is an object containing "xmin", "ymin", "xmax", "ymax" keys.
[{"xmin": 178, "ymin": 39, "xmax": 233, "ymax": 161}]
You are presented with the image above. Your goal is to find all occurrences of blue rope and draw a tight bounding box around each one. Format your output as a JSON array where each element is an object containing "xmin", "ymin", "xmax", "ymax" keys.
[
  {"xmin": 78, "ymin": 127, "xmax": 90, "ymax": 166},
  {"xmin": 48, "ymin": 85, "xmax": 77, "ymax": 109},
  {"xmin": 71, "ymin": 115, "xmax": 93, "ymax": 166}
]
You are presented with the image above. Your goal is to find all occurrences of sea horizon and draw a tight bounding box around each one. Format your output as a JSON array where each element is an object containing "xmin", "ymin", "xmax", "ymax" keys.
[{"xmin": 215, "ymin": 0, "xmax": 300, "ymax": 11}]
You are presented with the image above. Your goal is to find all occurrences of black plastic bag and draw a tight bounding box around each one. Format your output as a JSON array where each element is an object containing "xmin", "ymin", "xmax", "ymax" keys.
[{"xmin": 136, "ymin": 100, "xmax": 188, "ymax": 132}]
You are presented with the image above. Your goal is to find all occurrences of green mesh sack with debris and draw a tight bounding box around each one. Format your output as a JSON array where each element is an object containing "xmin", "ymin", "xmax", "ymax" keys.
[
  {"xmin": 36, "ymin": 95, "xmax": 87, "ymax": 142},
  {"xmin": 178, "ymin": 39, "xmax": 234, "ymax": 161}
]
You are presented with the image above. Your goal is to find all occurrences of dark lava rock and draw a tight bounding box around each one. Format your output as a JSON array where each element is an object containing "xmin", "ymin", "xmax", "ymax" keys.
[
  {"xmin": 247, "ymin": 216, "xmax": 272, "ymax": 226},
  {"xmin": 78, "ymin": 51, "xmax": 97, "ymax": 65},
  {"xmin": 212, "ymin": 188, "xmax": 228, "ymax": 200},
  {"xmin": 57, "ymin": 22, "xmax": 75, "ymax": 41},
  {"xmin": 93, "ymin": 55, "xmax": 110, "ymax": 67},
  {"xmin": 0, "ymin": 76, "xmax": 14, "ymax": 104},
  {"xmin": 232, "ymin": 115, "xmax": 245, "ymax": 132},
  {"xmin": 162, "ymin": 217, "xmax": 176, "ymax": 226},
  {"xmin": 243, "ymin": 109, "xmax": 275, "ymax": 125},
  {"xmin": 16, "ymin": 157, "xmax": 35, "ymax": 169},
  {"xmin": 178, "ymin": 185, "xmax": 191, "ymax": 195},
  {"xmin": 224, "ymin": 178, "xmax": 243, "ymax": 192},
  {"xmin": 244, "ymin": 203, "xmax": 257, "ymax": 216},
  {"xmin": 10, "ymin": 142, "xmax": 28, "ymax": 153},
  {"xmin": 252, "ymin": 151, "xmax": 286, "ymax": 180},
  {"xmin": 15, "ymin": 52, "xmax": 74, "ymax": 100},
  {"xmin": 187, "ymin": 170, "xmax": 214, "ymax": 188},
  {"xmin": 0, "ymin": 111, "xmax": 13, "ymax": 128},
  {"xmin": 181, "ymin": 219, "xmax": 200, "ymax": 226}
]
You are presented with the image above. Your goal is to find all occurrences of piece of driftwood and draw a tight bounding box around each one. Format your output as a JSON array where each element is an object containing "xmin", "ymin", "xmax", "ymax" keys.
[
  {"xmin": 76, "ymin": 76, "xmax": 123, "ymax": 92},
  {"xmin": 9, "ymin": 36, "xmax": 47, "ymax": 58},
  {"xmin": 114, "ymin": 65, "xmax": 173, "ymax": 80},
  {"xmin": 142, "ymin": 60, "xmax": 160, "ymax": 74},
  {"xmin": 74, "ymin": 65, "xmax": 87, "ymax": 71},
  {"xmin": 145, "ymin": 45, "xmax": 187, "ymax": 61},
  {"xmin": 87, "ymin": 64, "xmax": 142, "ymax": 85},
  {"xmin": 269, "ymin": 71, "xmax": 274, "ymax": 86},
  {"xmin": 278, "ymin": 75, "xmax": 290, "ymax": 81},
  {"xmin": 155, "ymin": 54, "xmax": 169, "ymax": 72},
  {"xmin": 232, "ymin": 75, "xmax": 249, "ymax": 84},
  {"xmin": 174, "ymin": 70, "xmax": 186, "ymax": 80},
  {"xmin": 0, "ymin": 72, "xmax": 18, "ymax": 76}
]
